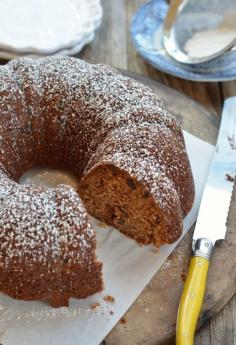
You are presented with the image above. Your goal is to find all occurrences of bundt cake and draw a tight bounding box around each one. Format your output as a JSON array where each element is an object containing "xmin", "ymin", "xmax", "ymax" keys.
[{"xmin": 0, "ymin": 57, "xmax": 194, "ymax": 307}]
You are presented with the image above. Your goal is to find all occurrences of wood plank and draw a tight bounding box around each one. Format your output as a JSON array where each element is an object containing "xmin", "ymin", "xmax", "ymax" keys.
[
  {"xmin": 80, "ymin": 0, "xmax": 127, "ymax": 69},
  {"xmin": 195, "ymin": 323, "xmax": 211, "ymax": 345},
  {"xmin": 221, "ymin": 80, "xmax": 236, "ymax": 98}
]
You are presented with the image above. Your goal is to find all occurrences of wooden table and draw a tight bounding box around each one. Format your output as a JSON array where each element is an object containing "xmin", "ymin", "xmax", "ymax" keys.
[{"xmin": 79, "ymin": 1, "xmax": 236, "ymax": 344}]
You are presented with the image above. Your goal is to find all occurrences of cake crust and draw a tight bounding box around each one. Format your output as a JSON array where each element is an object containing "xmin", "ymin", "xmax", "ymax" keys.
[{"xmin": 0, "ymin": 57, "xmax": 194, "ymax": 306}]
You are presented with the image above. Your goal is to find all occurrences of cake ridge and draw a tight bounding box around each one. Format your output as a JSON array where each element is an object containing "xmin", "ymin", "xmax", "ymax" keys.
[{"xmin": 0, "ymin": 57, "xmax": 194, "ymax": 306}]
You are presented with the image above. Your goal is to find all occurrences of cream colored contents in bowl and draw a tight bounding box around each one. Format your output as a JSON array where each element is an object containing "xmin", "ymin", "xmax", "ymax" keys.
[
  {"xmin": 184, "ymin": 10, "xmax": 236, "ymax": 58},
  {"xmin": 184, "ymin": 28, "xmax": 236, "ymax": 58}
]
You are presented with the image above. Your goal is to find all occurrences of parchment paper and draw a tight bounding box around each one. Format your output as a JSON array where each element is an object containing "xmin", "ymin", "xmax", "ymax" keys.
[{"xmin": 0, "ymin": 131, "xmax": 214, "ymax": 345}]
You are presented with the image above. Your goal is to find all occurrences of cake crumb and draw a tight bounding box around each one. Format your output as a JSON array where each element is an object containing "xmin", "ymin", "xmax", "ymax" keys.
[
  {"xmin": 120, "ymin": 317, "xmax": 127, "ymax": 324},
  {"xmin": 98, "ymin": 222, "xmax": 107, "ymax": 228},
  {"xmin": 90, "ymin": 302, "xmax": 100, "ymax": 310},
  {"xmin": 226, "ymin": 174, "xmax": 234, "ymax": 182},
  {"xmin": 103, "ymin": 295, "xmax": 115, "ymax": 303},
  {"xmin": 181, "ymin": 270, "xmax": 187, "ymax": 282},
  {"xmin": 110, "ymin": 310, "xmax": 114, "ymax": 315}
]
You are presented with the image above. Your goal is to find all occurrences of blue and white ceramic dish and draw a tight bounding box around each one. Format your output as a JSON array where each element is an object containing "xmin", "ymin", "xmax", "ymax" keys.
[{"xmin": 130, "ymin": 0, "xmax": 236, "ymax": 82}]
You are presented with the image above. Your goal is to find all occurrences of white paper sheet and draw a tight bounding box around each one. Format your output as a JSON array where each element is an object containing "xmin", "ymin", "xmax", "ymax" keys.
[{"xmin": 0, "ymin": 131, "xmax": 214, "ymax": 345}]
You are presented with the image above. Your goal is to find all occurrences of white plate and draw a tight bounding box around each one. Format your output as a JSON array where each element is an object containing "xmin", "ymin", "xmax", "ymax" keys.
[
  {"xmin": 0, "ymin": 0, "xmax": 102, "ymax": 54},
  {"xmin": 0, "ymin": 33, "xmax": 94, "ymax": 60}
]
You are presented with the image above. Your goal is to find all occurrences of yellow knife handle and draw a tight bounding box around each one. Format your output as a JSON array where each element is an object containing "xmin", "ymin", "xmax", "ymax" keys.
[{"xmin": 176, "ymin": 238, "xmax": 214, "ymax": 345}]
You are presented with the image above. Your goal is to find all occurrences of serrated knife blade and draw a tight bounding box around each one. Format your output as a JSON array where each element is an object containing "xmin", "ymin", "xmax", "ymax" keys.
[
  {"xmin": 176, "ymin": 97, "xmax": 236, "ymax": 345},
  {"xmin": 193, "ymin": 96, "xmax": 236, "ymax": 246}
]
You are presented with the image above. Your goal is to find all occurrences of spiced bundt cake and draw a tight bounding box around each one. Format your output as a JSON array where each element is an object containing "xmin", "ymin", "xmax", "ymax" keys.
[{"xmin": 0, "ymin": 57, "xmax": 194, "ymax": 307}]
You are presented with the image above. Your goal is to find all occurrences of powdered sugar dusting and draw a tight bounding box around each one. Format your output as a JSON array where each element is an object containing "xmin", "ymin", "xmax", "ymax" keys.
[
  {"xmin": 0, "ymin": 56, "xmax": 194, "ymax": 304},
  {"xmin": 0, "ymin": 170, "xmax": 94, "ymax": 268}
]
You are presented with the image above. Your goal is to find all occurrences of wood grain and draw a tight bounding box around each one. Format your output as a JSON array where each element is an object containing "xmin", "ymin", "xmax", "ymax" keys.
[{"xmin": 80, "ymin": 0, "xmax": 236, "ymax": 344}]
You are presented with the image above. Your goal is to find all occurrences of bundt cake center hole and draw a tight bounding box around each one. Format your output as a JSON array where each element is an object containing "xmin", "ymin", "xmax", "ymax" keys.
[{"xmin": 19, "ymin": 166, "xmax": 79, "ymax": 190}]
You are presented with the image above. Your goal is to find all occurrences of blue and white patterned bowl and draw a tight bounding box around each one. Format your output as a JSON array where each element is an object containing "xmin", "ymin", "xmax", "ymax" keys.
[{"xmin": 130, "ymin": 0, "xmax": 236, "ymax": 82}]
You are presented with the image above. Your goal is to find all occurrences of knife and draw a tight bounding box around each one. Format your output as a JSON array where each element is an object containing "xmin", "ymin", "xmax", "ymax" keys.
[{"xmin": 176, "ymin": 97, "xmax": 236, "ymax": 345}]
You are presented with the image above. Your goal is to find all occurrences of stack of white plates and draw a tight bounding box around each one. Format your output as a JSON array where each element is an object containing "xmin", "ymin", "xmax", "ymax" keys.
[{"xmin": 0, "ymin": 0, "xmax": 102, "ymax": 59}]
